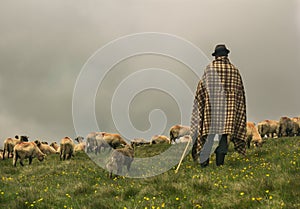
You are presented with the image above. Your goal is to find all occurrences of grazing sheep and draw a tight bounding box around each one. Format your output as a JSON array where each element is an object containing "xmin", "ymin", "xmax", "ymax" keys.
[
  {"xmin": 106, "ymin": 144, "xmax": 134, "ymax": 179},
  {"xmin": 291, "ymin": 117, "xmax": 300, "ymax": 136},
  {"xmin": 246, "ymin": 122, "xmax": 263, "ymax": 148},
  {"xmin": 50, "ymin": 142, "xmax": 61, "ymax": 153},
  {"xmin": 95, "ymin": 132, "xmax": 128, "ymax": 154},
  {"xmin": 130, "ymin": 138, "xmax": 150, "ymax": 147},
  {"xmin": 86, "ymin": 132, "xmax": 101, "ymax": 153},
  {"xmin": 150, "ymin": 135, "xmax": 171, "ymax": 144},
  {"xmin": 257, "ymin": 120, "xmax": 279, "ymax": 138},
  {"xmin": 277, "ymin": 117, "xmax": 297, "ymax": 137},
  {"xmin": 13, "ymin": 142, "xmax": 46, "ymax": 167},
  {"xmin": 60, "ymin": 137, "xmax": 75, "ymax": 160},
  {"xmin": 74, "ymin": 136, "xmax": 86, "ymax": 152},
  {"xmin": 175, "ymin": 135, "xmax": 192, "ymax": 143},
  {"xmin": 169, "ymin": 125, "xmax": 191, "ymax": 143},
  {"xmin": 3, "ymin": 136, "xmax": 29, "ymax": 160},
  {"xmin": 34, "ymin": 140, "xmax": 58, "ymax": 155}
]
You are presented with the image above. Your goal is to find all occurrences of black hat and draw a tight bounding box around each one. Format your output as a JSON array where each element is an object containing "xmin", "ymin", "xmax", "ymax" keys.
[{"xmin": 212, "ymin": 44, "xmax": 230, "ymax": 56}]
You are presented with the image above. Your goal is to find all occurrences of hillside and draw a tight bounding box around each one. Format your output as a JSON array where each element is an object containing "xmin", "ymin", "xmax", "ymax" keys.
[{"xmin": 0, "ymin": 137, "xmax": 299, "ymax": 209}]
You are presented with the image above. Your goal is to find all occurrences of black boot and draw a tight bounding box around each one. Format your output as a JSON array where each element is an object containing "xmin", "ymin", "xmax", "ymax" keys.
[
  {"xmin": 200, "ymin": 158, "xmax": 210, "ymax": 168},
  {"xmin": 216, "ymin": 153, "xmax": 225, "ymax": 166}
]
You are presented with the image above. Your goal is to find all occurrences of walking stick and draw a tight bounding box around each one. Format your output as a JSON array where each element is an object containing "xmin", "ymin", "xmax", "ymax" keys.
[{"xmin": 175, "ymin": 137, "xmax": 192, "ymax": 173}]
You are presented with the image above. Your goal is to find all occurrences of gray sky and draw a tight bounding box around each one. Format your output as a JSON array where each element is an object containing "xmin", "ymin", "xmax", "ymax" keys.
[{"xmin": 1, "ymin": 0, "xmax": 299, "ymax": 145}]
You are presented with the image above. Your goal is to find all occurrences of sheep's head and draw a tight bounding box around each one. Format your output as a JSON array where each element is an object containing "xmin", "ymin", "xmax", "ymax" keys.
[
  {"xmin": 38, "ymin": 154, "xmax": 46, "ymax": 162},
  {"xmin": 34, "ymin": 140, "xmax": 41, "ymax": 147},
  {"xmin": 75, "ymin": 136, "xmax": 84, "ymax": 143}
]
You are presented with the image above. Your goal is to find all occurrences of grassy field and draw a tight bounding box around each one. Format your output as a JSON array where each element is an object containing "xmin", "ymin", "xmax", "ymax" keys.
[{"xmin": 0, "ymin": 137, "xmax": 299, "ymax": 209}]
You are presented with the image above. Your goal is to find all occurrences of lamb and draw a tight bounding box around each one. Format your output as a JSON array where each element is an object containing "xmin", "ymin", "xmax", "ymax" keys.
[
  {"xmin": 13, "ymin": 141, "xmax": 46, "ymax": 167},
  {"xmin": 106, "ymin": 144, "xmax": 134, "ymax": 179}
]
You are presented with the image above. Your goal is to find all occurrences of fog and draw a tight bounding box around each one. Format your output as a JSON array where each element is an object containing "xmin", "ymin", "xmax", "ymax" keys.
[{"xmin": 0, "ymin": 0, "xmax": 299, "ymax": 145}]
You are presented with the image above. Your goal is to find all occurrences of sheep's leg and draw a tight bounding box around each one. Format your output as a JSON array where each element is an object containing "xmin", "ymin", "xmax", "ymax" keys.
[
  {"xmin": 127, "ymin": 161, "xmax": 133, "ymax": 171},
  {"xmin": 2, "ymin": 149, "xmax": 5, "ymax": 160},
  {"xmin": 13, "ymin": 153, "xmax": 18, "ymax": 167},
  {"xmin": 68, "ymin": 151, "xmax": 73, "ymax": 159},
  {"xmin": 109, "ymin": 172, "xmax": 113, "ymax": 179},
  {"xmin": 29, "ymin": 156, "xmax": 33, "ymax": 165},
  {"xmin": 20, "ymin": 159, "xmax": 24, "ymax": 166},
  {"xmin": 247, "ymin": 138, "xmax": 251, "ymax": 149},
  {"xmin": 117, "ymin": 165, "xmax": 122, "ymax": 176}
]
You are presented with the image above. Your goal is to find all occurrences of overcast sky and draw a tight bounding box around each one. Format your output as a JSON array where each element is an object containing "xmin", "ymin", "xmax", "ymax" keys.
[{"xmin": 0, "ymin": 0, "xmax": 299, "ymax": 145}]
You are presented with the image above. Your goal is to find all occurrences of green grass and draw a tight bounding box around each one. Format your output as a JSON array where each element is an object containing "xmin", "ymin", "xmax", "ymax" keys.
[{"xmin": 0, "ymin": 137, "xmax": 299, "ymax": 209}]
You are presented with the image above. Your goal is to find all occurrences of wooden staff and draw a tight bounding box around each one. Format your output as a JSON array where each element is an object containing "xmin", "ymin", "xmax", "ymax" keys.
[{"xmin": 175, "ymin": 137, "xmax": 191, "ymax": 173}]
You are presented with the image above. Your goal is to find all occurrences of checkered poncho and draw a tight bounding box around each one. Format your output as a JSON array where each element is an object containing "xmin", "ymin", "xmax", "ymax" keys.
[{"xmin": 190, "ymin": 56, "xmax": 247, "ymax": 161}]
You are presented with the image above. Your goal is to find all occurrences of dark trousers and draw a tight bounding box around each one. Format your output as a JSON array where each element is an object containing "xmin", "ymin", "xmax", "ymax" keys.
[
  {"xmin": 215, "ymin": 134, "xmax": 228, "ymax": 155},
  {"xmin": 199, "ymin": 134, "xmax": 228, "ymax": 164}
]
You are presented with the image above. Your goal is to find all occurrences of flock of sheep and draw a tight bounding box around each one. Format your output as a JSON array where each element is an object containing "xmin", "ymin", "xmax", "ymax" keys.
[
  {"xmin": 1, "ymin": 115, "xmax": 299, "ymax": 177},
  {"xmin": 247, "ymin": 116, "xmax": 300, "ymax": 147}
]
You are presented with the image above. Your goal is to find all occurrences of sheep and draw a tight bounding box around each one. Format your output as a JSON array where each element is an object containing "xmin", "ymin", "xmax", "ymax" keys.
[
  {"xmin": 13, "ymin": 141, "xmax": 46, "ymax": 167},
  {"xmin": 246, "ymin": 122, "xmax": 263, "ymax": 148},
  {"xmin": 169, "ymin": 125, "xmax": 191, "ymax": 143},
  {"xmin": 291, "ymin": 117, "xmax": 300, "ymax": 136},
  {"xmin": 3, "ymin": 136, "xmax": 29, "ymax": 160},
  {"xmin": 95, "ymin": 132, "xmax": 128, "ymax": 154},
  {"xmin": 74, "ymin": 136, "xmax": 86, "ymax": 152},
  {"xmin": 175, "ymin": 135, "xmax": 192, "ymax": 143},
  {"xmin": 34, "ymin": 140, "xmax": 58, "ymax": 155},
  {"xmin": 277, "ymin": 117, "xmax": 297, "ymax": 137},
  {"xmin": 50, "ymin": 142, "xmax": 61, "ymax": 153},
  {"xmin": 150, "ymin": 135, "xmax": 171, "ymax": 144},
  {"xmin": 60, "ymin": 137, "xmax": 75, "ymax": 160},
  {"xmin": 130, "ymin": 138, "xmax": 150, "ymax": 148},
  {"xmin": 106, "ymin": 144, "xmax": 134, "ymax": 179},
  {"xmin": 86, "ymin": 132, "xmax": 101, "ymax": 153},
  {"xmin": 257, "ymin": 120, "xmax": 279, "ymax": 138}
]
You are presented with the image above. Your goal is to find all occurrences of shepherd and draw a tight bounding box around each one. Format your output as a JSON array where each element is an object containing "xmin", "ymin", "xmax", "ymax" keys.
[{"xmin": 190, "ymin": 44, "xmax": 247, "ymax": 167}]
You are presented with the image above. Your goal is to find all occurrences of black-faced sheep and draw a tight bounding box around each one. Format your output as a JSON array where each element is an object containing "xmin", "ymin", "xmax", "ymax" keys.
[
  {"xmin": 3, "ymin": 136, "xmax": 29, "ymax": 160},
  {"xmin": 34, "ymin": 140, "xmax": 58, "ymax": 155},
  {"xmin": 74, "ymin": 136, "xmax": 86, "ymax": 152},
  {"xmin": 13, "ymin": 141, "xmax": 46, "ymax": 167}
]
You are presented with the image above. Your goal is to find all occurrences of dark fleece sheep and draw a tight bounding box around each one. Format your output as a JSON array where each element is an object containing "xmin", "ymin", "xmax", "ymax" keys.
[{"xmin": 106, "ymin": 144, "xmax": 134, "ymax": 179}]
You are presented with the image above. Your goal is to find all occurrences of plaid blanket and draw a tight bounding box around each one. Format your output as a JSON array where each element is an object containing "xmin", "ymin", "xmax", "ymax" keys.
[{"xmin": 190, "ymin": 56, "xmax": 247, "ymax": 161}]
